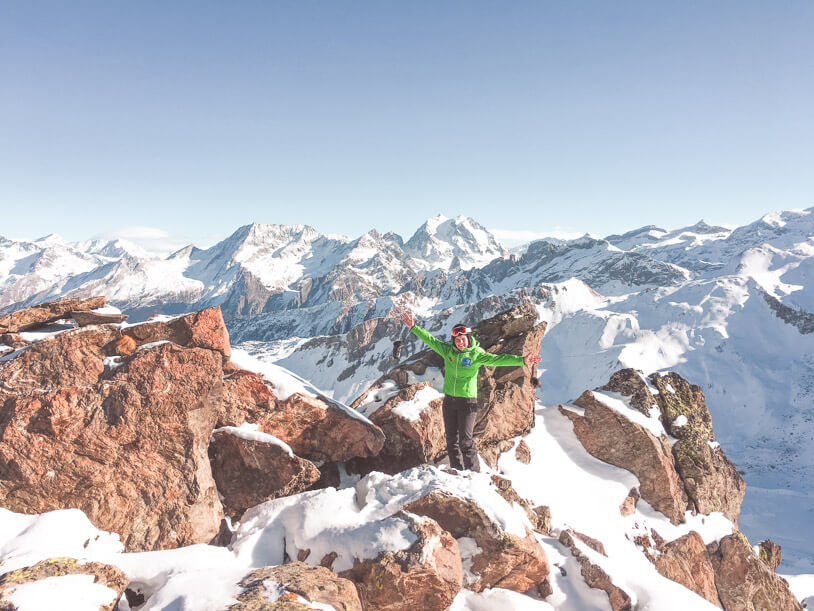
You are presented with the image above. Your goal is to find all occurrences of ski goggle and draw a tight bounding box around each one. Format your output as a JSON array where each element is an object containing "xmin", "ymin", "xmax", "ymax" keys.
[{"xmin": 451, "ymin": 325, "xmax": 472, "ymax": 337}]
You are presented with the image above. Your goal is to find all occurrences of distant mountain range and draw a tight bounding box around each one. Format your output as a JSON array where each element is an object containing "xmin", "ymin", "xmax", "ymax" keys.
[
  {"xmin": 0, "ymin": 215, "xmax": 509, "ymax": 319},
  {"xmin": 5, "ymin": 210, "xmax": 811, "ymax": 324}
]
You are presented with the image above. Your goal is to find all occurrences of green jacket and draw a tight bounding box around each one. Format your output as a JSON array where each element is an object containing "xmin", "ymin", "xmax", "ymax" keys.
[{"xmin": 411, "ymin": 325, "xmax": 525, "ymax": 398}]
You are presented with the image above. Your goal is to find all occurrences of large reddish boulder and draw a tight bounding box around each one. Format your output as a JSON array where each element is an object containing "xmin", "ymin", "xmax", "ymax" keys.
[
  {"xmin": 650, "ymin": 372, "xmax": 745, "ymax": 525},
  {"xmin": 472, "ymin": 304, "xmax": 546, "ymax": 451},
  {"xmin": 209, "ymin": 428, "xmax": 320, "ymax": 519},
  {"xmin": 559, "ymin": 530, "xmax": 632, "ymax": 611},
  {"xmin": 0, "ymin": 325, "xmax": 119, "ymax": 395},
  {"xmin": 349, "ymin": 382, "xmax": 446, "ymax": 475},
  {"xmin": 121, "ymin": 307, "xmax": 231, "ymax": 363},
  {"xmin": 562, "ymin": 391, "xmax": 688, "ymax": 524},
  {"xmin": 0, "ymin": 296, "xmax": 106, "ymax": 333},
  {"xmin": 0, "ymin": 313, "xmax": 230, "ymax": 551},
  {"xmin": 653, "ymin": 532, "xmax": 721, "ymax": 608},
  {"xmin": 0, "ymin": 557, "xmax": 127, "ymax": 611},
  {"xmin": 220, "ymin": 368, "xmax": 385, "ymax": 464},
  {"xmin": 230, "ymin": 562, "xmax": 361, "ymax": 611},
  {"xmin": 339, "ymin": 512, "xmax": 462, "ymax": 611},
  {"xmin": 220, "ymin": 368, "xmax": 278, "ymax": 428},
  {"xmin": 403, "ymin": 488, "xmax": 549, "ymax": 593},
  {"xmin": 706, "ymin": 533, "xmax": 804, "ymax": 611}
]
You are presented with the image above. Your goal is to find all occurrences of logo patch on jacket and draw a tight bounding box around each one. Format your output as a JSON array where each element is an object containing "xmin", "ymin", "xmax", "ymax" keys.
[{"xmin": 461, "ymin": 357, "xmax": 472, "ymax": 367}]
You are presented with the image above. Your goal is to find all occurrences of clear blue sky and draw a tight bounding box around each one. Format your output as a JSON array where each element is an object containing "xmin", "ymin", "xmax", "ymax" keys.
[{"xmin": 2, "ymin": 1, "xmax": 812, "ymax": 247}]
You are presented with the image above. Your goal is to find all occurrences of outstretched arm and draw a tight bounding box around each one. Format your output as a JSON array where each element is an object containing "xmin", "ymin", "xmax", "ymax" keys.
[
  {"xmin": 476, "ymin": 351, "xmax": 541, "ymax": 367},
  {"xmin": 400, "ymin": 311, "xmax": 449, "ymax": 357}
]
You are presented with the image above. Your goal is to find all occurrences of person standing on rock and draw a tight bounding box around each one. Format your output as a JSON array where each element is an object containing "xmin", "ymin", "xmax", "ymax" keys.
[{"xmin": 399, "ymin": 311, "xmax": 541, "ymax": 473}]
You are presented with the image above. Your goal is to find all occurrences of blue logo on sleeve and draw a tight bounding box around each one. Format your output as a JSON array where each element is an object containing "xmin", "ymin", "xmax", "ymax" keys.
[{"xmin": 461, "ymin": 357, "xmax": 472, "ymax": 367}]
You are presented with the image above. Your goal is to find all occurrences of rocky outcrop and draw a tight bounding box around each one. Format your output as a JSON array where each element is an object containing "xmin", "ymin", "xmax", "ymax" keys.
[
  {"xmin": 619, "ymin": 488, "xmax": 639, "ymax": 517},
  {"xmin": 561, "ymin": 392, "xmax": 688, "ymax": 524},
  {"xmin": 121, "ymin": 307, "xmax": 232, "ymax": 364},
  {"xmin": 349, "ymin": 382, "xmax": 446, "ymax": 475},
  {"xmin": 758, "ymin": 539, "xmax": 782, "ymax": 572},
  {"xmin": 471, "ymin": 304, "xmax": 546, "ymax": 453},
  {"xmin": 70, "ymin": 310, "xmax": 128, "ymax": 326},
  {"xmin": 230, "ymin": 562, "xmax": 361, "ymax": 611},
  {"xmin": 0, "ymin": 296, "xmax": 105, "ymax": 333},
  {"xmin": 352, "ymin": 304, "xmax": 545, "ymax": 466},
  {"xmin": 707, "ymin": 532, "xmax": 804, "ymax": 611},
  {"xmin": 488, "ymin": 474, "xmax": 551, "ymax": 536},
  {"xmin": 531, "ymin": 505, "xmax": 552, "ymax": 536},
  {"xmin": 515, "ymin": 439, "xmax": 532, "ymax": 464},
  {"xmin": 0, "ymin": 309, "xmax": 232, "ymax": 551},
  {"xmin": 558, "ymin": 529, "xmax": 632, "ymax": 611},
  {"xmin": 0, "ymin": 557, "xmax": 127, "ymax": 611},
  {"xmin": 209, "ymin": 429, "xmax": 321, "ymax": 519},
  {"xmin": 600, "ymin": 368, "xmax": 658, "ymax": 416},
  {"xmin": 567, "ymin": 369, "xmax": 746, "ymax": 526},
  {"xmin": 761, "ymin": 290, "xmax": 814, "ymax": 335},
  {"xmin": 340, "ymin": 512, "xmax": 462, "ymax": 611},
  {"xmin": 652, "ymin": 532, "xmax": 721, "ymax": 608},
  {"xmin": 403, "ymin": 489, "xmax": 549, "ymax": 593},
  {"xmin": 220, "ymin": 369, "xmax": 385, "ymax": 464},
  {"xmin": 478, "ymin": 439, "xmax": 515, "ymax": 469},
  {"xmin": 650, "ymin": 371, "xmax": 745, "ymax": 524}
]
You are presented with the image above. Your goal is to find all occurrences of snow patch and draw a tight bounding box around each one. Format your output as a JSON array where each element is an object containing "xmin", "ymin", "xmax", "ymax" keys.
[
  {"xmin": 6, "ymin": 574, "xmax": 118, "ymax": 610},
  {"xmin": 137, "ymin": 340, "xmax": 170, "ymax": 351},
  {"xmin": 391, "ymin": 386, "xmax": 444, "ymax": 421},
  {"xmin": 230, "ymin": 348, "xmax": 310, "ymax": 401},
  {"xmin": 588, "ymin": 390, "xmax": 667, "ymax": 438},
  {"xmin": 456, "ymin": 536, "xmax": 482, "ymax": 587},
  {"xmin": 103, "ymin": 356, "xmax": 123, "ymax": 370}
]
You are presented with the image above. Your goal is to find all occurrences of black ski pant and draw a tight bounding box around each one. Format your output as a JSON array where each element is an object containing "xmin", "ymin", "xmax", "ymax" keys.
[{"xmin": 442, "ymin": 395, "xmax": 480, "ymax": 472}]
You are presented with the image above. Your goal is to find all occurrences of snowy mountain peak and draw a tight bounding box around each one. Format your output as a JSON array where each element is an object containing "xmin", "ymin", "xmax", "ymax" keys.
[
  {"xmin": 759, "ymin": 208, "xmax": 812, "ymax": 229},
  {"xmin": 405, "ymin": 215, "xmax": 509, "ymax": 271},
  {"xmin": 678, "ymin": 220, "xmax": 731, "ymax": 235},
  {"xmin": 423, "ymin": 213, "xmax": 449, "ymax": 233},
  {"xmin": 33, "ymin": 233, "xmax": 68, "ymax": 245},
  {"xmin": 167, "ymin": 244, "xmax": 198, "ymax": 260},
  {"xmin": 238, "ymin": 222, "xmax": 322, "ymax": 246},
  {"xmin": 79, "ymin": 238, "xmax": 156, "ymax": 260},
  {"xmin": 218, "ymin": 223, "xmax": 324, "ymax": 265}
]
